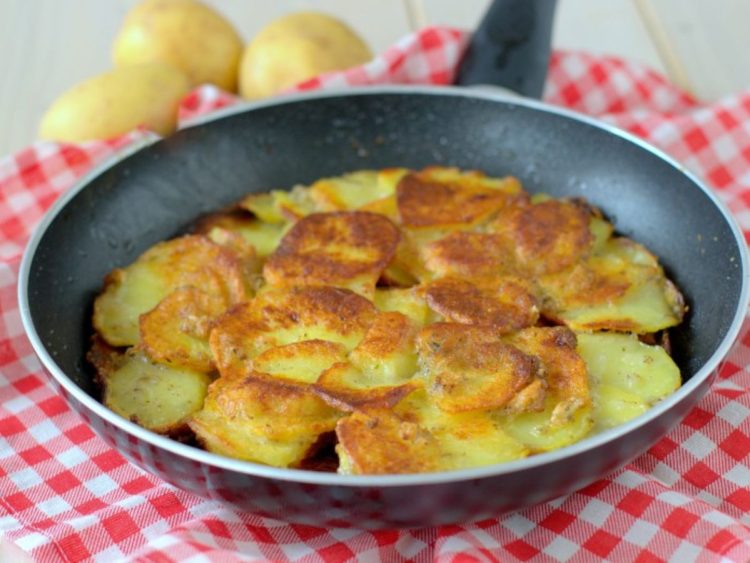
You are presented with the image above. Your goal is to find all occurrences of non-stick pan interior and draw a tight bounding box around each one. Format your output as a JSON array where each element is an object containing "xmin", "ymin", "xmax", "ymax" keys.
[{"xmin": 26, "ymin": 90, "xmax": 744, "ymax": 395}]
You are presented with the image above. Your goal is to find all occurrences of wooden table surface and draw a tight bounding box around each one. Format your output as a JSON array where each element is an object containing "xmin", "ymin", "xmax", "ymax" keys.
[{"xmin": 1, "ymin": 0, "xmax": 748, "ymax": 158}]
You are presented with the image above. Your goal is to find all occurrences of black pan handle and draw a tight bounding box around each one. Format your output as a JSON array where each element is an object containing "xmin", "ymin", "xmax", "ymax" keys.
[{"xmin": 454, "ymin": 0, "xmax": 558, "ymax": 99}]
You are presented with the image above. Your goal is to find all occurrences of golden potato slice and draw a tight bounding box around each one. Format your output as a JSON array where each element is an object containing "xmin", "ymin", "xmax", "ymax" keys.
[
  {"xmin": 140, "ymin": 287, "xmax": 224, "ymax": 372},
  {"xmin": 425, "ymin": 277, "xmax": 539, "ymax": 332},
  {"xmin": 499, "ymin": 394, "xmax": 594, "ymax": 453},
  {"xmin": 541, "ymin": 237, "xmax": 686, "ymax": 333},
  {"xmin": 577, "ymin": 331, "xmax": 681, "ymax": 431},
  {"xmin": 422, "ymin": 231, "xmax": 519, "ymax": 280},
  {"xmin": 349, "ymin": 312, "xmax": 419, "ymax": 380},
  {"xmin": 336, "ymin": 408, "xmax": 442, "ymax": 475},
  {"xmin": 93, "ymin": 235, "xmax": 249, "ymax": 346},
  {"xmin": 493, "ymin": 327, "xmax": 593, "ymax": 451},
  {"xmin": 490, "ymin": 199, "xmax": 593, "ymax": 275},
  {"xmin": 507, "ymin": 327, "xmax": 590, "ymax": 406},
  {"xmin": 373, "ymin": 287, "xmax": 432, "ymax": 326},
  {"xmin": 336, "ymin": 389, "xmax": 529, "ymax": 474},
  {"xmin": 189, "ymin": 372, "xmax": 342, "ymax": 467},
  {"xmin": 396, "ymin": 167, "xmax": 525, "ymax": 228},
  {"xmin": 416, "ymin": 323, "xmax": 544, "ymax": 413},
  {"xmin": 316, "ymin": 362, "xmax": 421, "ymax": 411},
  {"xmin": 193, "ymin": 208, "xmax": 285, "ymax": 258},
  {"xmin": 309, "ymin": 169, "xmax": 409, "ymax": 211},
  {"xmin": 100, "ymin": 349, "xmax": 211, "ymax": 438},
  {"xmin": 240, "ymin": 185, "xmax": 318, "ymax": 223},
  {"xmin": 210, "ymin": 286, "xmax": 377, "ymax": 378},
  {"xmin": 263, "ymin": 211, "xmax": 400, "ymax": 297},
  {"xmin": 315, "ymin": 312, "xmax": 420, "ymax": 410},
  {"xmin": 252, "ymin": 339, "xmax": 347, "ymax": 383}
]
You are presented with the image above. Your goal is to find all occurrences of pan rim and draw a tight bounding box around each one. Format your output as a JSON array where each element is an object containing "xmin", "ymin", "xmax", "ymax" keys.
[{"xmin": 18, "ymin": 85, "xmax": 750, "ymax": 488}]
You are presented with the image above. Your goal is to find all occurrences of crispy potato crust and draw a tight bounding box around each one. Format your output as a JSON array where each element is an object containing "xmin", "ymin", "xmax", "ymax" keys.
[
  {"xmin": 209, "ymin": 286, "xmax": 377, "ymax": 378},
  {"xmin": 491, "ymin": 199, "xmax": 593, "ymax": 275},
  {"xmin": 425, "ymin": 277, "xmax": 539, "ymax": 332},
  {"xmin": 417, "ymin": 323, "xmax": 543, "ymax": 413},
  {"xmin": 422, "ymin": 232, "xmax": 519, "ymax": 279},
  {"xmin": 264, "ymin": 211, "xmax": 400, "ymax": 296},
  {"xmin": 396, "ymin": 168, "xmax": 524, "ymax": 228}
]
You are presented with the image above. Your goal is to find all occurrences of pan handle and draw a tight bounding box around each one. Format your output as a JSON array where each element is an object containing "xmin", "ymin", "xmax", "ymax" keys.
[{"xmin": 454, "ymin": 0, "xmax": 557, "ymax": 99}]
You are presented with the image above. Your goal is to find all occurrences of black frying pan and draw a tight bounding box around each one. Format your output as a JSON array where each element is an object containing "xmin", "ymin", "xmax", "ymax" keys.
[{"xmin": 18, "ymin": 2, "xmax": 749, "ymax": 528}]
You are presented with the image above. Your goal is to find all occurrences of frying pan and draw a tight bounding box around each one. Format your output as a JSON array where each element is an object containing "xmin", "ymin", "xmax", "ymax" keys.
[{"xmin": 18, "ymin": 2, "xmax": 749, "ymax": 528}]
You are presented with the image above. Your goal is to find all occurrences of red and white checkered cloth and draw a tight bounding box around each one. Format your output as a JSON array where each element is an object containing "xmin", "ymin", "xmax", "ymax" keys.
[{"xmin": 1, "ymin": 27, "xmax": 750, "ymax": 562}]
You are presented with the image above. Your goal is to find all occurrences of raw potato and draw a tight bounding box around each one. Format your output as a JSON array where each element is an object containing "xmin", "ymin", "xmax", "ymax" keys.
[
  {"xmin": 113, "ymin": 0, "xmax": 243, "ymax": 91},
  {"xmin": 239, "ymin": 12, "xmax": 372, "ymax": 99},
  {"xmin": 39, "ymin": 63, "xmax": 190, "ymax": 142}
]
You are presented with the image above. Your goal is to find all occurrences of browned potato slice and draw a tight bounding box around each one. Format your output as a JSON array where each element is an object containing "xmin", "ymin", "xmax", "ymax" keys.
[
  {"xmin": 315, "ymin": 312, "xmax": 420, "ymax": 410},
  {"xmin": 425, "ymin": 277, "xmax": 539, "ymax": 332},
  {"xmin": 100, "ymin": 349, "xmax": 212, "ymax": 438},
  {"xmin": 336, "ymin": 407, "xmax": 442, "ymax": 475},
  {"xmin": 416, "ymin": 323, "xmax": 545, "ymax": 413},
  {"xmin": 490, "ymin": 199, "xmax": 593, "ymax": 275},
  {"xmin": 507, "ymin": 327, "xmax": 590, "ymax": 407},
  {"xmin": 139, "ymin": 287, "xmax": 224, "ymax": 372},
  {"xmin": 240, "ymin": 185, "xmax": 318, "ymax": 224},
  {"xmin": 540, "ymin": 237, "xmax": 686, "ymax": 333},
  {"xmin": 336, "ymin": 389, "xmax": 529, "ymax": 474},
  {"xmin": 396, "ymin": 167, "xmax": 525, "ymax": 228},
  {"xmin": 309, "ymin": 168, "xmax": 410, "ymax": 211},
  {"xmin": 349, "ymin": 312, "xmax": 419, "ymax": 379},
  {"xmin": 422, "ymin": 231, "xmax": 519, "ymax": 280},
  {"xmin": 209, "ymin": 286, "xmax": 377, "ymax": 378},
  {"xmin": 93, "ymin": 235, "xmax": 249, "ymax": 346},
  {"xmin": 315, "ymin": 362, "xmax": 421, "ymax": 411},
  {"xmin": 373, "ymin": 287, "xmax": 432, "ymax": 326},
  {"xmin": 193, "ymin": 208, "xmax": 287, "ymax": 259},
  {"xmin": 252, "ymin": 340, "xmax": 347, "ymax": 383},
  {"xmin": 189, "ymin": 372, "xmax": 342, "ymax": 467},
  {"xmin": 263, "ymin": 211, "xmax": 400, "ymax": 297}
]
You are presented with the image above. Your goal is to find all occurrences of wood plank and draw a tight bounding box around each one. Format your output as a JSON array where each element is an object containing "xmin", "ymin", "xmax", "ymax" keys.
[
  {"xmin": 636, "ymin": 0, "xmax": 750, "ymax": 100},
  {"xmin": 0, "ymin": 0, "xmax": 410, "ymax": 157},
  {"xmin": 413, "ymin": 0, "xmax": 667, "ymax": 76}
]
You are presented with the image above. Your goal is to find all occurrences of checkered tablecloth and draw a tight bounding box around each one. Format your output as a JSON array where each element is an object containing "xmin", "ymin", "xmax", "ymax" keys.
[{"xmin": 1, "ymin": 27, "xmax": 750, "ymax": 562}]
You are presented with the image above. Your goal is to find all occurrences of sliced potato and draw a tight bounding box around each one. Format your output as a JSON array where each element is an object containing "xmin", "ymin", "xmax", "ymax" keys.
[
  {"xmin": 541, "ymin": 237, "xmax": 686, "ymax": 333},
  {"xmin": 189, "ymin": 371, "xmax": 342, "ymax": 467},
  {"xmin": 209, "ymin": 286, "xmax": 377, "ymax": 378},
  {"xmin": 93, "ymin": 235, "xmax": 249, "ymax": 346},
  {"xmin": 396, "ymin": 167, "xmax": 525, "ymax": 228},
  {"xmin": 240, "ymin": 185, "xmax": 318, "ymax": 223},
  {"xmin": 336, "ymin": 389, "xmax": 529, "ymax": 474},
  {"xmin": 263, "ymin": 211, "xmax": 400, "ymax": 297},
  {"xmin": 139, "ymin": 287, "xmax": 224, "ymax": 372},
  {"xmin": 489, "ymin": 199, "xmax": 594, "ymax": 275},
  {"xmin": 336, "ymin": 407, "xmax": 441, "ymax": 475},
  {"xmin": 349, "ymin": 312, "xmax": 419, "ymax": 381},
  {"xmin": 316, "ymin": 362, "xmax": 421, "ymax": 411},
  {"xmin": 252, "ymin": 339, "xmax": 347, "ymax": 383},
  {"xmin": 309, "ymin": 170, "xmax": 398, "ymax": 211},
  {"xmin": 425, "ymin": 276, "xmax": 539, "ymax": 332},
  {"xmin": 193, "ymin": 209, "xmax": 285, "ymax": 259},
  {"xmin": 499, "ymin": 394, "xmax": 593, "ymax": 452},
  {"xmin": 416, "ymin": 323, "xmax": 544, "ymax": 413},
  {"xmin": 373, "ymin": 287, "xmax": 432, "ymax": 326},
  {"xmin": 422, "ymin": 231, "xmax": 519, "ymax": 280},
  {"xmin": 102, "ymin": 350, "xmax": 211, "ymax": 437},
  {"xmin": 577, "ymin": 331, "xmax": 681, "ymax": 431}
]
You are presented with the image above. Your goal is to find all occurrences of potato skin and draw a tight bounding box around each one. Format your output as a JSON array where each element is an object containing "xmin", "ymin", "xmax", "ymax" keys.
[
  {"xmin": 39, "ymin": 63, "xmax": 190, "ymax": 142},
  {"xmin": 239, "ymin": 12, "xmax": 372, "ymax": 99},
  {"xmin": 113, "ymin": 0, "xmax": 243, "ymax": 91}
]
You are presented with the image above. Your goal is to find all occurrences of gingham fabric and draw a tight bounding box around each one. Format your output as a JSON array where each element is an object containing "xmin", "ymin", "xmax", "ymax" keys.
[{"xmin": 1, "ymin": 27, "xmax": 749, "ymax": 562}]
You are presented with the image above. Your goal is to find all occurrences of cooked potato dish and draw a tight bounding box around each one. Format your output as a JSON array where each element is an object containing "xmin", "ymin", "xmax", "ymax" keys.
[{"xmin": 89, "ymin": 167, "xmax": 685, "ymax": 473}]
